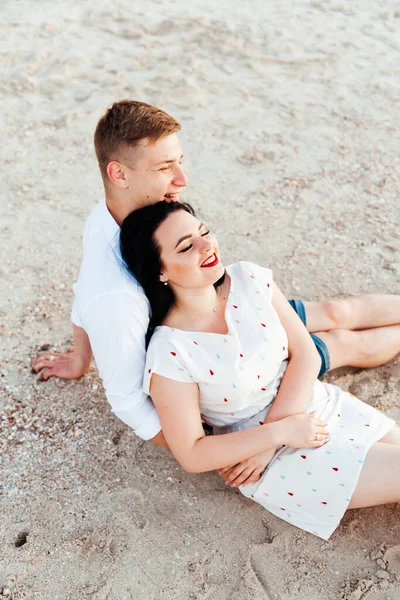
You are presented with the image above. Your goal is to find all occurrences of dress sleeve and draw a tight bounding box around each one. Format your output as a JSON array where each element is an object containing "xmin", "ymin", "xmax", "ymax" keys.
[
  {"xmin": 238, "ymin": 261, "xmax": 274, "ymax": 301},
  {"xmin": 143, "ymin": 331, "xmax": 195, "ymax": 395}
]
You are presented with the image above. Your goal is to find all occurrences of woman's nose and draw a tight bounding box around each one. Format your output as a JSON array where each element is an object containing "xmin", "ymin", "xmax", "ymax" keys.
[{"xmin": 200, "ymin": 237, "xmax": 213, "ymax": 251}]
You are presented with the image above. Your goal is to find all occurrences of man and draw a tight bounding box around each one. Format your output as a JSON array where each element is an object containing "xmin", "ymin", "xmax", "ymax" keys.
[{"xmin": 33, "ymin": 100, "xmax": 400, "ymax": 462}]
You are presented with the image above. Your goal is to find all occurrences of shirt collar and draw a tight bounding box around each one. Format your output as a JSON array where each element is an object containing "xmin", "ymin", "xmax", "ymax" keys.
[{"xmin": 101, "ymin": 199, "xmax": 123, "ymax": 260}]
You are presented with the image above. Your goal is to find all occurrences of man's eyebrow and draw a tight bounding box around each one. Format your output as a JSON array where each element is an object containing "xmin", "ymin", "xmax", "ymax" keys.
[
  {"xmin": 175, "ymin": 222, "xmax": 204, "ymax": 249},
  {"xmin": 154, "ymin": 154, "xmax": 184, "ymax": 167}
]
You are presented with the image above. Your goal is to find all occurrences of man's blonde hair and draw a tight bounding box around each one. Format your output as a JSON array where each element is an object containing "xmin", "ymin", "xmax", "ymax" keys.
[{"xmin": 94, "ymin": 100, "xmax": 181, "ymax": 182}]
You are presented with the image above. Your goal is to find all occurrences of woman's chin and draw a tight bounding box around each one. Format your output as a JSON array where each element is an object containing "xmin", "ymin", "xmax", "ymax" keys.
[{"xmin": 211, "ymin": 263, "xmax": 225, "ymax": 283}]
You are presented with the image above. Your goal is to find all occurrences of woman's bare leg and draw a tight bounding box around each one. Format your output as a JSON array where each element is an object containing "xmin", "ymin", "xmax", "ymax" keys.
[
  {"xmin": 304, "ymin": 295, "xmax": 400, "ymax": 333},
  {"xmin": 348, "ymin": 442, "xmax": 400, "ymax": 509},
  {"xmin": 379, "ymin": 424, "xmax": 400, "ymax": 445},
  {"xmin": 314, "ymin": 326, "xmax": 400, "ymax": 370}
]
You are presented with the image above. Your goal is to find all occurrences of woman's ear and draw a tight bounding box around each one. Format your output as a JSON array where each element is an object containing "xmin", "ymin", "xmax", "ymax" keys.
[{"xmin": 159, "ymin": 272, "xmax": 168, "ymax": 284}]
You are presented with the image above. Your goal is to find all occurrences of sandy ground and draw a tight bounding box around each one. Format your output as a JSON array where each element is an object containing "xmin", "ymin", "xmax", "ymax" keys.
[{"xmin": 1, "ymin": 1, "xmax": 400, "ymax": 598}]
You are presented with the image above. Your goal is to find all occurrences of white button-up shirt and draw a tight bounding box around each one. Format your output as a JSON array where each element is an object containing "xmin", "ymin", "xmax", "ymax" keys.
[{"xmin": 71, "ymin": 200, "xmax": 161, "ymax": 440}]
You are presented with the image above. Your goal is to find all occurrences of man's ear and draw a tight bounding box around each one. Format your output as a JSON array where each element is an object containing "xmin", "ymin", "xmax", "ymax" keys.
[{"xmin": 107, "ymin": 161, "xmax": 130, "ymax": 189}]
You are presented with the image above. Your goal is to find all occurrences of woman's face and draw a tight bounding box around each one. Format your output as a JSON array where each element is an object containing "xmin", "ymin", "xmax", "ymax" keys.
[{"xmin": 155, "ymin": 210, "xmax": 225, "ymax": 290}]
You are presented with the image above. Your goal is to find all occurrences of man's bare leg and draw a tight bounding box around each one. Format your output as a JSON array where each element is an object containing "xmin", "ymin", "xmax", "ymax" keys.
[{"xmin": 32, "ymin": 324, "xmax": 93, "ymax": 380}]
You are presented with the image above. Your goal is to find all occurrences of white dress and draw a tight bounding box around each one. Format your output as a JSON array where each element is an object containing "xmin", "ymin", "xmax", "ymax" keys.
[{"xmin": 143, "ymin": 261, "xmax": 394, "ymax": 540}]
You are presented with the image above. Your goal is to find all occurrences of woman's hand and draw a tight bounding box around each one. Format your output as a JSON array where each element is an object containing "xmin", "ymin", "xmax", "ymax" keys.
[
  {"xmin": 219, "ymin": 446, "xmax": 277, "ymax": 488},
  {"xmin": 277, "ymin": 412, "xmax": 328, "ymax": 448}
]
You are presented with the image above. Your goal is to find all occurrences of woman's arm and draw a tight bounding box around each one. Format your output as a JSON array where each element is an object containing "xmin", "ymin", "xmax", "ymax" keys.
[
  {"xmin": 150, "ymin": 374, "xmax": 326, "ymax": 473},
  {"xmin": 264, "ymin": 283, "xmax": 321, "ymax": 424}
]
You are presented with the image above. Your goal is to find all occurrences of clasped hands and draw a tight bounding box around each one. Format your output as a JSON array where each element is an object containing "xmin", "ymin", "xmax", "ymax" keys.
[{"xmin": 219, "ymin": 411, "xmax": 328, "ymax": 488}]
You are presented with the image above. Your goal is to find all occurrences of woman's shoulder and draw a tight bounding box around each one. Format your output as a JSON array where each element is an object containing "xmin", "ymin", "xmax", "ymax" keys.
[
  {"xmin": 144, "ymin": 325, "xmax": 195, "ymax": 388},
  {"xmin": 148, "ymin": 325, "xmax": 177, "ymax": 349},
  {"xmin": 227, "ymin": 261, "xmax": 273, "ymax": 289},
  {"xmin": 147, "ymin": 325, "xmax": 192, "ymax": 355}
]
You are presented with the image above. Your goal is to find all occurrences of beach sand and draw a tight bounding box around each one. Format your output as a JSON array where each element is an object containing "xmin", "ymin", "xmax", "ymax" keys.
[{"xmin": 1, "ymin": 1, "xmax": 399, "ymax": 598}]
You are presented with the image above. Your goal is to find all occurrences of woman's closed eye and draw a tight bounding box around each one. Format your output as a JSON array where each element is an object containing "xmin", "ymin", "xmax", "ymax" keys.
[{"xmin": 178, "ymin": 230, "xmax": 210, "ymax": 253}]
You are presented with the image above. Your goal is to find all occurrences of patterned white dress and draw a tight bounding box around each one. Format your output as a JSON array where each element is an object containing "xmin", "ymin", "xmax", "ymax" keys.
[{"xmin": 143, "ymin": 261, "xmax": 394, "ymax": 540}]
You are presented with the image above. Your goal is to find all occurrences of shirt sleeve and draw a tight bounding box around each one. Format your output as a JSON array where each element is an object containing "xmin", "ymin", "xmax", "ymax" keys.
[
  {"xmin": 82, "ymin": 290, "xmax": 161, "ymax": 441},
  {"xmin": 70, "ymin": 283, "xmax": 83, "ymax": 328},
  {"xmin": 143, "ymin": 332, "xmax": 195, "ymax": 396},
  {"xmin": 239, "ymin": 261, "xmax": 274, "ymax": 301}
]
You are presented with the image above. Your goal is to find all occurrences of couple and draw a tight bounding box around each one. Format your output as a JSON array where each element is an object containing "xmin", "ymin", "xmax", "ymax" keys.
[{"xmin": 33, "ymin": 100, "xmax": 400, "ymax": 538}]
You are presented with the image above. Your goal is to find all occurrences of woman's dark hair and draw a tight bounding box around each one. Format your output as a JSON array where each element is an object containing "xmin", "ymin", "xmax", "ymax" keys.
[{"xmin": 120, "ymin": 201, "xmax": 197, "ymax": 347}]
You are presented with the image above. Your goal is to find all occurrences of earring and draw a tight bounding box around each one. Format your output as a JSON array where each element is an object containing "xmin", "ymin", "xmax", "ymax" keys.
[{"xmin": 163, "ymin": 281, "xmax": 168, "ymax": 286}]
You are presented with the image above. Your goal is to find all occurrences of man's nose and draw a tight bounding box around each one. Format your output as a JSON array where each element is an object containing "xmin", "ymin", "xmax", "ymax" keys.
[{"xmin": 173, "ymin": 165, "xmax": 188, "ymax": 187}]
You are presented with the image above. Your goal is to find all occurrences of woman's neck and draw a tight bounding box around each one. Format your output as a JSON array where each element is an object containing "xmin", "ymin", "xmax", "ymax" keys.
[
  {"xmin": 174, "ymin": 285, "xmax": 219, "ymax": 316},
  {"xmin": 165, "ymin": 275, "xmax": 230, "ymax": 332}
]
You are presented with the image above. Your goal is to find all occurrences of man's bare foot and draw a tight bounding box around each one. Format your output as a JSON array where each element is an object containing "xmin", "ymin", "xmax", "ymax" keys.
[{"xmin": 31, "ymin": 348, "xmax": 92, "ymax": 381}]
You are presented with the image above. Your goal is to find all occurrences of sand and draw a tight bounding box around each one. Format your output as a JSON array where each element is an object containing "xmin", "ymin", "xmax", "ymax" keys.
[{"xmin": 1, "ymin": 0, "xmax": 400, "ymax": 598}]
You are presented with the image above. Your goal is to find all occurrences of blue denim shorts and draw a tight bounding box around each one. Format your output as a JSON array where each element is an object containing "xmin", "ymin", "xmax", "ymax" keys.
[{"xmin": 288, "ymin": 299, "xmax": 330, "ymax": 378}]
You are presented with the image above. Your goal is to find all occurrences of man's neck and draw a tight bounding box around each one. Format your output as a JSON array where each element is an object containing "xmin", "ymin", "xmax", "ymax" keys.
[{"xmin": 105, "ymin": 194, "xmax": 136, "ymax": 227}]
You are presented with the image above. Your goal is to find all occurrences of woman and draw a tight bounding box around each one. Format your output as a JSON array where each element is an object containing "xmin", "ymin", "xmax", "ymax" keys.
[{"xmin": 120, "ymin": 201, "xmax": 400, "ymax": 540}]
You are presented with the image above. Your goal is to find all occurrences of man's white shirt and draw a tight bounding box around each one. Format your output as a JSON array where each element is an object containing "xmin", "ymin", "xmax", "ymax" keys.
[{"xmin": 71, "ymin": 199, "xmax": 162, "ymax": 440}]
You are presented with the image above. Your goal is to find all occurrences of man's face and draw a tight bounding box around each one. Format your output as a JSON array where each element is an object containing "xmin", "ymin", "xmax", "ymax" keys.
[{"xmin": 122, "ymin": 133, "xmax": 188, "ymax": 209}]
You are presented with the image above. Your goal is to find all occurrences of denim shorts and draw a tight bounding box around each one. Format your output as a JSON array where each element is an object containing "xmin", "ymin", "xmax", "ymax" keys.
[{"xmin": 288, "ymin": 299, "xmax": 330, "ymax": 378}]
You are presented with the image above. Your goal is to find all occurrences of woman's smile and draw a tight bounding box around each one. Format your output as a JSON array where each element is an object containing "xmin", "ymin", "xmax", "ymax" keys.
[{"xmin": 200, "ymin": 253, "xmax": 219, "ymax": 268}]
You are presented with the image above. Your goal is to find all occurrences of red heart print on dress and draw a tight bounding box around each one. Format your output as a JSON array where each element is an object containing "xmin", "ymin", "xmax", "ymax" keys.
[
  {"xmin": 148, "ymin": 369, "xmax": 151, "ymax": 373},
  {"xmin": 261, "ymin": 323, "xmax": 266, "ymax": 328},
  {"xmin": 170, "ymin": 352, "xmax": 176, "ymax": 356},
  {"xmin": 210, "ymin": 370, "xmax": 214, "ymax": 376},
  {"xmin": 224, "ymin": 398, "xmax": 228, "ymax": 403},
  {"xmin": 321, "ymin": 502, "xmax": 328, "ymax": 505},
  {"xmin": 301, "ymin": 455, "xmax": 307, "ymax": 460},
  {"xmin": 267, "ymin": 283, "xmax": 270, "ymax": 287},
  {"xmin": 240, "ymin": 353, "xmax": 243, "ymax": 357},
  {"xmin": 365, "ymin": 424, "xmax": 370, "ymax": 427},
  {"xmin": 261, "ymin": 387, "xmax": 267, "ymax": 391},
  {"xmin": 259, "ymin": 421, "xmax": 263, "ymax": 425},
  {"xmin": 288, "ymin": 492, "xmax": 294, "ymax": 496},
  {"xmin": 332, "ymin": 467, "xmax": 338, "ymax": 472},
  {"xmin": 233, "ymin": 305, "xmax": 238, "ymax": 309},
  {"xmin": 194, "ymin": 341, "xmax": 198, "ymax": 345}
]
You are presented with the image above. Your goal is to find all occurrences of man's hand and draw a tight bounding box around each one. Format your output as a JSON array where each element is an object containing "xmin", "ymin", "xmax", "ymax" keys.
[
  {"xmin": 32, "ymin": 348, "xmax": 91, "ymax": 381},
  {"xmin": 218, "ymin": 446, "xmax": 276, "ymax": 488},
  {"xmin": 32, "ymin": 325, "xmax": 93, "ymax": 381}
]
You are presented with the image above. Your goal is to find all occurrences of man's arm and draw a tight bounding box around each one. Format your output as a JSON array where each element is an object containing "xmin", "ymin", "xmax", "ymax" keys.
[
  {"xmin": 32, "ymin": 324, "xmax": 93, "ymax": 380},
  {"xmin": 83, "ymin": 291, "xmax": 163, "ymax": 442}
]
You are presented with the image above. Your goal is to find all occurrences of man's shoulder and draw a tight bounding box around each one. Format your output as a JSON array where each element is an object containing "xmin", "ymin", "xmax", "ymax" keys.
[{"xmin": 75, "ymin": 200, "xmax": 149, "ymax": 320}]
